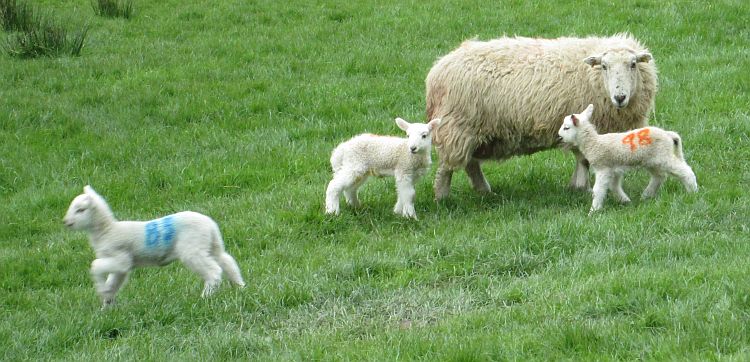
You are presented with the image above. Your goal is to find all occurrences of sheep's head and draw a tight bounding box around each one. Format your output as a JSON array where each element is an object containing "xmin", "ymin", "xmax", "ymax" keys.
[
  {"xmin": 558, "ymin": 104, "xmax": 594, "ymax": 146},
  {"xmin": 395, "ymin": 117, "xmax": 441, "ymax": 154},
  {"xmin": 584, "ymin": 49, "xmax": 652, "ymax": 109},
  {"xmin": 63, "ymin": 185, "xmax": 113, "ymax": 230}
]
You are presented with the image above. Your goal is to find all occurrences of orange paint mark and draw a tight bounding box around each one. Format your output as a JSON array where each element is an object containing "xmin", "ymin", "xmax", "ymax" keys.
[{"xmin": 621, "ymin": 128, "xmax": 653, "ymax": 152}]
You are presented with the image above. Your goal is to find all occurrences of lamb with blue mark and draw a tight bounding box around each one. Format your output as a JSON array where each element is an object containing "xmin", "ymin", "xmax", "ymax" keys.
[{"xmin": 63, "ymin": 185, "xmax": 246, "ymax": 309}]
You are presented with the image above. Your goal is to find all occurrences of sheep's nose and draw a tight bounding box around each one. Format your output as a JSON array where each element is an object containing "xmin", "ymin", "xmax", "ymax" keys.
[
  {"xmin": 410, "ymin": 146, "xmax": 417, "ymax": 153},
  {"xmin": 615, "ymin": 95, "xmax": 626, "ymax": 104}
]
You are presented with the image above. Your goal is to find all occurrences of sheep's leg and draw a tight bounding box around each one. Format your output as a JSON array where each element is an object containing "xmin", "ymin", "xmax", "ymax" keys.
[
  {"xmin": 569, "ymin": 150, "xmax": 591, "ymax": 191},
  {"xmin": 465, "ymin": 158, "xmax": 492, "ymax": 194},
  {"xmin": 394, "ymin": 173, "xmax": 417, "ymax": 219},
  {"xmin": 326, "ymin": 172, "xmax": 359, "ymax": 215},
  {"xmin": 215, "ymin": 252, "xmax": 246, "ymax": 288},
  {"xmin": 181, "ymin": 252, "xmax": 223, "ymax": 297},
  {"xmin": 610, "ymin": 170, "xmax": 631, "ymax": 204},
  {"xmin": 343, "ymin": 177, "xmax": 366, "ymax": 208},
  {"xmin": 101, "ymin": 272, "xmax": 130, "ymax": 307},
  {"xmin": 668, "ymin": 162, "xmax": 698, "ymax": 193},
  {"xmin": 90, "ymin": 255, "xmax": 132, "ymax": 309},
  {"xmin": 642, "ymin": 168, "xmax": 666, "ymax": 199},
  {"xmin": 434, "ymin": 161, "xmax": 453, "ymax": 201},
  {"xmin": 589, "ymin": 169, "xmax": 612, "ymax": 215}
]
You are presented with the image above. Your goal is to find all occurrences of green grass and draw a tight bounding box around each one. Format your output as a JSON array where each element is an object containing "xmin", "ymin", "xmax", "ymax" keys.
[
  {"xmin": 91, "ymin": 0, "xmax": 133, "ymax": 19},
  {"xmin": 1, "ymin": 0, "xmax": 749, "ymax": 360}
]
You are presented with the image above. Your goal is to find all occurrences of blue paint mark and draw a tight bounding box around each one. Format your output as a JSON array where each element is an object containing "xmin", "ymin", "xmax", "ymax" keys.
[
  {"xmin": 144, "ymin": 215, "xmax": 177, "ymax": 250},
  {"xmin": 145, "ymin": 221, "xmax": 160, "ymax": 248},
  {"xmin": 160, "ymin": 215, "xmax": 175, "ymax": 248}
]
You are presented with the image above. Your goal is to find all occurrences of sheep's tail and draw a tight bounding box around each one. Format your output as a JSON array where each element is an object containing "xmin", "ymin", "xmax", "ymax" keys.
[
  {"xmin": 668, "ymin": 131, "xmax": 684, "ymax": 160},
  {"xmin": 210, "ymin": 223, "xmax": 246, "ymax": 287},
  {"xmin": 330, "ymin": 144, "xmax": 344, "ymax": 173}
]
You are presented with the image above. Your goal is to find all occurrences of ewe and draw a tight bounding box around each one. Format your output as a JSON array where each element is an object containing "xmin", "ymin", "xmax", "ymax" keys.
[
  {"xmin": 558, "ymin": 104, "xmax": 698, "ymax": 215},
  {"xmin": 63, "ymin": 186, "xmax": 245, "ymax": 309},
  {"xmin": 325, "ymin": 117, "xmax": 441, "ymax": 219},
  {"xmin": 426, "ymin": 34, "xmax": 658, "ymax": 200}
]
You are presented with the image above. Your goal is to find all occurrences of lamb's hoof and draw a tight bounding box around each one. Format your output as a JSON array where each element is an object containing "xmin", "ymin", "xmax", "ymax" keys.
[
  {"xmin": 641, "ymin": 192, "xmax": 656, "ymax": 200},
  {"xmin": 398, "ymin": 207, "xmax": 418, "ymax": 220},
  {"xmin": 587, "ymin": 208, "xmax": 600, "ymax": 216},
  {"xmin": 100, "ymin": 299, "xmax": 115, "ymax": 310},
  {"xmin": 325, "ymin": 206, "xmax": 340, "ymax": 215}
]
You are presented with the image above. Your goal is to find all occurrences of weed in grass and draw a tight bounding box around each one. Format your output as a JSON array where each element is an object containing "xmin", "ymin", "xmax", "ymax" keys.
[
  {"xmin": 0, "ymin": 0, "xmax": 35, "ymax": 32},
  {"xmin": 91, "ymin": 0, "xmax": 133, "ymax": 19},
  {"xmin": 4, "ymin": 21, "xmax": 88, "ymax": 58}
]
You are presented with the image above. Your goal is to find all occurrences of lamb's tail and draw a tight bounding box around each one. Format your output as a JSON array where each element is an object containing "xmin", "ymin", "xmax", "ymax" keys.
[
  {"xmin": 668, "ymin": 131, "xmax": 685, "ymax": 160},
  {"xmin": 210, "ymin": 224, "xmax": 246, "ymax": 288},
  {"xmin": 330, "ymin": 144, "xmax": 344, "ymax": 173}
]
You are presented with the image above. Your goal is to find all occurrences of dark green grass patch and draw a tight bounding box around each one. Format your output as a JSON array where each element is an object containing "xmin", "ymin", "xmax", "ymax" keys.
[{"xmin": 91, "ymin": 0, "xmax": 133, "ymax": 19}]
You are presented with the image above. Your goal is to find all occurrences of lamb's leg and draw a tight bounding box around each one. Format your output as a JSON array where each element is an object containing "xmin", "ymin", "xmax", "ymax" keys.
[
  {"xmin": 215, "ymin": 252, "xmax": 245, "ymax": 288},
  {"xmin": 182, "ymin": 252, "xmax": 223, "ymax": 297},
  {"xmin": 395, "ymin": 173, "xmax": 417, "ymax": 219},
  {"xmin": 90, "ymin": 255, "xmax": 132, "ymax": 309},
  {"xmin": 465, "ymin": 158, "xmax": 491, "ymax": 194},
  {"xmin": 434, "ymin": 160, "xmax": 453, "ymax": 201},
  {"xmin": 101, "ymin": 272, "xmax": 130, "ymax": 307},
  {"xmin": 569, "ymin": 149, "xmax": 591, "ymax": 191},
  {"xmin": 668, "ymin": 162, "xmax": 698, "ymax": 193},
  {"xmin": 610, "ymin": 170, "xmax": 631, "ymax": 204},
  {"xmin": 326, "ymin": 172, "xmax": 360, "ymax": 215},
  {"xmin": 642, "ymin": 168, "xmax": 666, "ymax": 199},
  {"xmin": 343, "ymin": 177, "xmax": 366, "ymax": 208},
  {"xmin": 589, "ymin": 169, "xmax": 612, "ymax": 215}
]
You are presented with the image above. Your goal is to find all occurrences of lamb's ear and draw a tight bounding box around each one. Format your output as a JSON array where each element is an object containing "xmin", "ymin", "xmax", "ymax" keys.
[
  {"xmin": 83, "ymin": 185, "xmax": 97, "ymax": 196},
  {"xmin": 570, "ymin": 115, "xmax": 578, "ymax": 127},
  {"xmin": 636, "ymin": 52, "xmax": 652, "ymax": 63},
  {"xmin": 427, "ymin": 118, "xmax": 441, "ymax": 132},
  {"xmin": 584, "ymin": 104, "xmax": 594, "ymax": 119},
  {"xmin": 584, "ymin": 55, "xmax": 602, "ymax": 67},
  {"xmin": 395, "ymin": 117, "xmax": 410, "ymax": 132}
]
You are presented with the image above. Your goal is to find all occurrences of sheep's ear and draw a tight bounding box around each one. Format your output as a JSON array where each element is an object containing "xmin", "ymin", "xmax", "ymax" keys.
[
  {"xmin": 84, "ymin": 185, "xmax": 94, "ymax": 194},
  {"xmin": 570, "ymin": 115, "xmax": 578, "ymax": 127},
  {"xmin": 395, "ymin": 117, "xmax": 410, "ymax": 132},
  {"xmin": 427, "ymin": 118, "xmax": 441, "ymax": 131},
  {"xmin": 585, "ymin": 104, "xmax": 594, "ymax": 118},
  {"xmin": 584, "ymin": 55, "xmax": 601, "ymax": 67},
  {"xmin": 636, "ymin": 52, "xmax": 652, "ymax": 63}
]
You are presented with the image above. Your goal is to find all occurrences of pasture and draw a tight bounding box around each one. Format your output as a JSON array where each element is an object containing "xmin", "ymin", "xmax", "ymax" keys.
[{"xmin": 1, "ymin": 0, "xmax": 748, "ymax": 360}]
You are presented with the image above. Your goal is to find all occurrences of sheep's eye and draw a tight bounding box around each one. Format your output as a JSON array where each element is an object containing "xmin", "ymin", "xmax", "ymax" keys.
[
  {"xmin": 563, "ymin": 126, "xmax": 570, "ymax": 131},
  {"xmin": 630, "ymin": 62, "xmax": 637, "ymax": 69},
  {"xmin": 76, "ymin": 208, "xmax": 86, "ymax": 214},
  {"xmin": 601, "ymin": 64, "xmax": 608, "ymax": 70},
  {"xmin": 422, "ymin": 134, "xmax": 427, "ymax": 139}
]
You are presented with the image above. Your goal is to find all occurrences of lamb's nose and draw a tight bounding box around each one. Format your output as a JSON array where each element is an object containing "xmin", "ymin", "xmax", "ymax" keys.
[
  {"xmin": 615, "ymin": 95, "xmax": 626, "ymax": 104},
  {"xmin": 410, "ymin": 146, "xmax": 417, "ymax": 153}
]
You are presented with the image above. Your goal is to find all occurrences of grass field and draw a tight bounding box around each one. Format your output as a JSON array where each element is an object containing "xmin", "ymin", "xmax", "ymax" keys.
[{"xmin": 1, "ymin": 0, "xmax": 749, "ymax": 360}]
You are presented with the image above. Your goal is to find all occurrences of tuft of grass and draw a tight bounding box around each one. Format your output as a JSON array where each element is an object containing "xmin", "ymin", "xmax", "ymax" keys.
[
  {"xmin": 0, "ymin": 0, "xmax": 36, "ymax": 32},
  {"xmin": 91, "ymin": 0, "xmax": 133, "ymax": 19},
  {"xmin": 4, "ymin": 21, "xmax": 88, "ymax": 58}
]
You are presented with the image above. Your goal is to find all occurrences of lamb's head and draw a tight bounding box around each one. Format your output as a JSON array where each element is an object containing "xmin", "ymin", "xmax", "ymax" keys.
[
  {"xmin": 63, "ymin": 185, "xmax": 114, "ymax": 230},
  {"xmin": 395, "ymin": 117, "xmax": 441, "ymax": 154},
  {"xmin": 584, "ymin": 49, "xmax": 652, "ymax": 109},
  {"xmin": 558, "ymin": 104, "xmax": 595, "ymax": 146}
]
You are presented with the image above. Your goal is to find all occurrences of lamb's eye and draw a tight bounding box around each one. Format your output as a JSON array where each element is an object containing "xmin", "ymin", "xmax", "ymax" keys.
[
  {"xmin": 422, "ymin": 134, "xmax": 427, "ymax": 139},
  {"xmin": 563, "ymin": 126, "xmax": 570, "ymax": 130},
  {"xmin": 601, "ymin": 64, "xmax": 608, "ymax": 70},
  {"xmin": 76, "ymin": 208, "xmax": 86, "ymax": 214},
  {"xmin": 630, "ymin": 62, "xmax": 637, "ymax": 69}
]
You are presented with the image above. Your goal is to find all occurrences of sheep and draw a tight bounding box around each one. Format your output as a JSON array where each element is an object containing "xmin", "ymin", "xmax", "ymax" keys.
[
  {"xmin": 325, "ymin": 117, "xmax": 441, "ymax": 219},
  {"xmin": 425, "ymin": 33, "xmax": 658, "ymax": 200},
  {"xmin": 63, "ymin": 185, "xmax": 245, "ymax": 309},
  {"xmin": 557, "ymin": 104, "xmax": 698, "ymax": 215}
]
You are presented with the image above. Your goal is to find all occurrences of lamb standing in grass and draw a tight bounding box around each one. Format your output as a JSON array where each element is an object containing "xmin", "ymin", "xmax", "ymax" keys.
[
  {"xmin": 557, "ymin": 104, "xmax": 697, "ymax": 215},
  {"xmin": 63, "ymin": 186, "xmax": 245, "ymax": 309},
  {"xmin": 325, "ymin": 117, "xmax": 441, "ymax": 219}
]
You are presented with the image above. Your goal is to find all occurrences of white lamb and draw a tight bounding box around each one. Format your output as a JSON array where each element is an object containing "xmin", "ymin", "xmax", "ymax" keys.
[
  {"xmin": 325, "ymin": 117, "xmax": 441, "ymax": 219},
  {"xmin": 557, "ymin": 104, "xmax": 698, "ymax": 215},
  {"xmin": 63, "ymin": 186, "xmax": 245, "ymax": 309}
]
